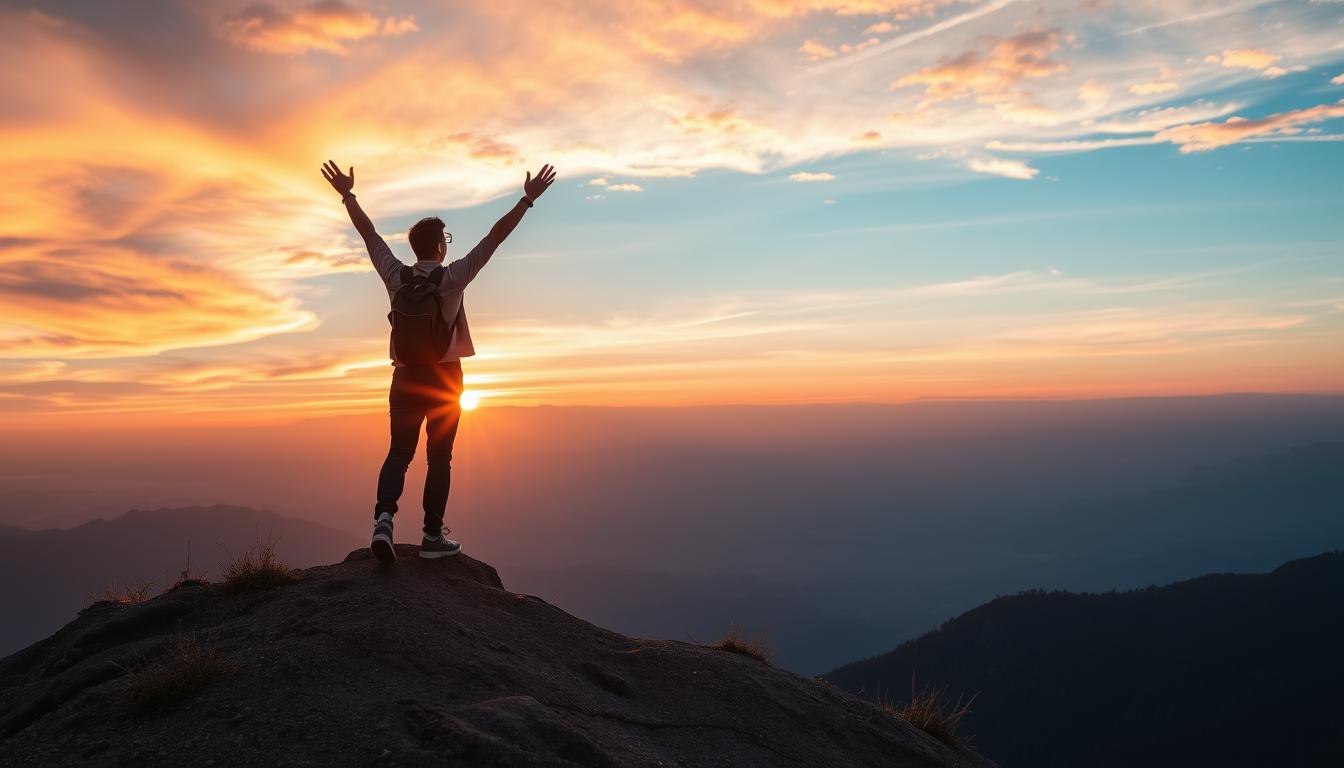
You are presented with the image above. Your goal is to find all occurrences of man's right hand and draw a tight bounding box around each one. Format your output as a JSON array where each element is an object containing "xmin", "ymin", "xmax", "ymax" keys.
[{"xmin": 321, "ymin": 160, "xmax": 355, "ymax": 197}]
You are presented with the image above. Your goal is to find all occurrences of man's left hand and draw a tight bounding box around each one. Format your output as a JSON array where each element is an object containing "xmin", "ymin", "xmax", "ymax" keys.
[{"xmin": 524, "ymin": 164, "xmax": 556, "ymax": 202}]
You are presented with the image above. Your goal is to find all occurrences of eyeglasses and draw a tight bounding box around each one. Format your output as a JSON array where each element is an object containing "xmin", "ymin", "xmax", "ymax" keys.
[{"xmin": 443, "ymin": 232, "xmax": 453, "ymax": 244}]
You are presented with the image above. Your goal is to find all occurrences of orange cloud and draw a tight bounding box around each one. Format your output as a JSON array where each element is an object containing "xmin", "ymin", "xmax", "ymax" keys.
[
  {"xmin": 435, "ymin": 132, "xmax": 522, "ymax": 164},
  {"xmin": 890, "ymin": 29, "xmax": 1069, "ymax": 121},
  {"xmin": 0, "ymin": 242, "xmax": 316, "ymax": 358},
  {"xmin": 799, "ymin": 39, "xmax": 837, "ymax": 60},
  {"xmin": 220, "ymin": 0, "xmax": 418, "ymax": 55},
  {"xmin": 1155, "ymin": 99, "xmax": 1344, "ymax": 153}
]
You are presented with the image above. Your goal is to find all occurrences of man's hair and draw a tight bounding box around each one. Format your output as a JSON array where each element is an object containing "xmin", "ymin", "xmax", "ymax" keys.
[{"xmin": 408, "ymin": 217, "xmax": 446, "ymax": 260}]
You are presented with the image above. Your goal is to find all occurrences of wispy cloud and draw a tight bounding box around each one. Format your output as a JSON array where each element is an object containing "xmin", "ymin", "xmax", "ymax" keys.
[
  {"xmin": 1156, "ymin": 99, "xmax": 1344, "ymax": 153},
  {"xmin": 219, "ymin": 0, "xmax": 418, "ymax": 55}
]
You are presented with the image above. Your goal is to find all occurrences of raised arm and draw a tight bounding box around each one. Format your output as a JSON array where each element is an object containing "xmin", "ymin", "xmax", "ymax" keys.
[
  {"xmin": 321, "ymin": 159, "xmax": 402, "ymax": 287},
  {"xmin": 445, "ymin": 163, "xmax": 557, "ymax": 287},
  {"xmin": 321, "ymin": 160, "xmax": 375, "ymax": 240},
  {"xmin": 488, "ymin": 164, "xmax": 557, "ymax": 246}
]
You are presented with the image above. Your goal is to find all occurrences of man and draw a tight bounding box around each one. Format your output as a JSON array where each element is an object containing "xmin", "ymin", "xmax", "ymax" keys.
[{"xmin": 320, "ymin": 159, "xmax": 556, "ymax": 563}]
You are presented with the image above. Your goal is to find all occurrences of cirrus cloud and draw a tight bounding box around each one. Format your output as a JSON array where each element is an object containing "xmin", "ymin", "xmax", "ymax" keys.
[{"xmin": 1155, "ymin": 99, "xmax": 1344, "ymax": 153}]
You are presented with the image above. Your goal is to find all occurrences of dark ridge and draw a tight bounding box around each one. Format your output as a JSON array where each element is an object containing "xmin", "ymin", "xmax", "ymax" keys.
[{"xmin": 824, "ymin": 550, "xmax": 1344, "ymax": 768}]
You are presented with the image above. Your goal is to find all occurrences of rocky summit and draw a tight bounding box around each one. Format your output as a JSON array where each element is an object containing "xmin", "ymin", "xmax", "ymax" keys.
[{"xmin": 0, "ymin": 545, "xmax": 995, "ymax": 767}]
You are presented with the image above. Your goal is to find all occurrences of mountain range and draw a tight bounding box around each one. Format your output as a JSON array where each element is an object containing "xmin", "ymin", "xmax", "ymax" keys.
[{"xmin": 824, "ymin": 550, "xmax": 1344, "ymax": 767}]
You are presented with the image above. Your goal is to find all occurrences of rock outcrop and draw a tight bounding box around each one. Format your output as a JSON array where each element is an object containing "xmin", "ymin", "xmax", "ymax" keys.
[{"xmin": 1, "ymin": 545, "xmax": 995, "ymax": 767}]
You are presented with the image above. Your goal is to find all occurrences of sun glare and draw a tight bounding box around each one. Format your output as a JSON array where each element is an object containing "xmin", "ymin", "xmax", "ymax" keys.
[{"xmin": 459, "ymin": 390, "xmax": 481, "ymax": 410}]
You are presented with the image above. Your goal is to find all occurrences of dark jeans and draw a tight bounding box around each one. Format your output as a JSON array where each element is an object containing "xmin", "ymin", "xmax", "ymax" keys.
[{"xmin": 374, "ymin": 361, "xmax": 463, "ymax": 538}]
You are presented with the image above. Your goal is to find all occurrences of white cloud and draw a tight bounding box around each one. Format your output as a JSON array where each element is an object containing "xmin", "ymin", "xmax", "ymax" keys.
[
  {"xmin": 788, "ymin": 171, "xmax": 836, "ymax": 182},
  {"xmin": 966, "ymin": 157, "xmax": 1039, "ymax": 180},
  {"xmin": 589, "ymin": 177, "xmax": 609, "ymax": 186},
  {"xmin": 1204, "ymin": 48, "xmax": 1300, "ymax": 79},
  {"xmin": 605, "ymin": 183, "xmax": 644, "ymax": 192}
]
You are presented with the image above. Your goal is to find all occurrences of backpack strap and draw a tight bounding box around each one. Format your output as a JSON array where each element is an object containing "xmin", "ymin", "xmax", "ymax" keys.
[
  {"xmin": 398, "ymin": 265, "xmax": 414, "ymax": 286},
  {"xmin": 428, "ymin": 266, "xmax": 446, "ymax": 285}
]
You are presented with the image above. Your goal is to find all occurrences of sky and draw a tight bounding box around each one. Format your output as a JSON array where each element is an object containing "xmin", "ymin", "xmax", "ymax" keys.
[{"xmin": 1, "ymin": 0, "xmax": 1343, "ymax": 427}]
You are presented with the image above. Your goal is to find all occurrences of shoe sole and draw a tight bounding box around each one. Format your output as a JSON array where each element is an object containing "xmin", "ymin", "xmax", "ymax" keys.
[
  {"xmin": 371, "ymin": 534, "xmax": 395, "ymax": 564},
  {"xmin": 418, "ymin": 547, "xmax": 461, "ymax": 559}
]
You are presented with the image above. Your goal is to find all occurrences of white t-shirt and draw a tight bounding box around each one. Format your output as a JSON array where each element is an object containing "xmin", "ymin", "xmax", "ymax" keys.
[{"xmin": 363, "ymin": 233, "xmax": 496, "ymax": 366}]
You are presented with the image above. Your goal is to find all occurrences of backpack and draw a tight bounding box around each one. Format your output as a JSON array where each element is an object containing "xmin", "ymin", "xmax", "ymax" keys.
[{"xmin": 387, "ymin": 265, "xmax": 453, "ymax": 365}]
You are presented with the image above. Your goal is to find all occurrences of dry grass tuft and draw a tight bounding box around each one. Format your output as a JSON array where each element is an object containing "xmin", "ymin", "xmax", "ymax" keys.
[
  {"xmin": 885, "ymin": 680, "xmax": 977, "ymax": 750},
  {"xmin": 164, "ymin": 576, "xmax": 210, "ymax": 593},
  {"xmin": 123, "ymin": 635, "xmax": 229, "ymax": 716},
  {"xmin": 710, "ymin": 627, "xmax": 773, "ymax": 665},
  {"xmin": 221, "ymin": 538, "xmax": 301, "ymax": 593},
  {"xmin": 87, "ymin": 580, "xmax": 152, "ymax": 607},
  {"xmin": 164, "ymin": 538, "xmax": 210, "ymax": 592}
]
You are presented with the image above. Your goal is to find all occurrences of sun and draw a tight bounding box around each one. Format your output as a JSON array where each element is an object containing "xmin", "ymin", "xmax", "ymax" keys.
[{"xmin": 459, "ymin": 390, "xmax": 481, "ymax": 411}]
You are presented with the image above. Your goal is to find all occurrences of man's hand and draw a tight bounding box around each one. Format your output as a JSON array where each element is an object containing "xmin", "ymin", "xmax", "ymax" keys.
[
  {"xmin": 523, "ymin": 164, "xmax": 556, "ymax": 202},
  {"xmin": 321, "ymin": 160, "xmax": 355, "ymax": 197}
]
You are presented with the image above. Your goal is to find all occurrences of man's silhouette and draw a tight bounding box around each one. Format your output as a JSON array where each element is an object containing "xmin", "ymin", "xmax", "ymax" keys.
[{"xmin": 321, "ymin": 160, "xmax": 556, "ymax": 562}]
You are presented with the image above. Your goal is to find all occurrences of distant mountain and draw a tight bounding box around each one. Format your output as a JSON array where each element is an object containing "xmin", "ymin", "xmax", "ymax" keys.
[
  {"xmin": 0, "ymin": 505, "xmax": 361, "ymax": 657},
  {"xmin": 0, "ymin": 546, "xmax": 997, "ymax": 768},
  {"xmin": 824, "ymin": 551, "xmax": 1344, "ymax": 768}
]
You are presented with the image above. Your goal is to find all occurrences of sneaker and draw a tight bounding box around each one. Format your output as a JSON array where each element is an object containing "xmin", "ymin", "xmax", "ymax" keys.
[
  {"xmin": 371, "ymin": 512, "xmax": 395, "ymax": 563},
  {"xmin": 419, "ymin": 530, "xmax": 461, "ymax": 559}
]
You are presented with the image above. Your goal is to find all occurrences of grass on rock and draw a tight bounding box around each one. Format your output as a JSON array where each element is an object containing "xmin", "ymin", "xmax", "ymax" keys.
[
  {"xmin": 884, "ymin": 681, "xmax": 976, "ymax": 750},
  {"xmin": 123, "ymin": 635, "xmax": 229, "ymax": 716},
  {"xmin": 710, "ymin": 627, "xmax": 773, "ymax": 665},
  {"xmin": 87, "ymin": 580, "xmax": 152, "ymax": 607},
  {"xmin": 221, "ymin": 538, "xmax": 301, "ymax": 593}
]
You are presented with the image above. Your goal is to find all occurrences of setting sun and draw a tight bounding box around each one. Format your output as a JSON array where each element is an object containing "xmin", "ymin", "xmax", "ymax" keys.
[{"xmin": 459, "ymin": 390, "xmax": 481, "ymax": 411}]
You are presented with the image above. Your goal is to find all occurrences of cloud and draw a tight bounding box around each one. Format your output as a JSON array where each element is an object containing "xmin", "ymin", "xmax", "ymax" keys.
[
  {"xmin": 889, "ymin": 28, "xmax": 1069, "ymax": 122},
  {"xmin": 1332, "ymin": 73, "xmax": 1344, "ymax": 86},
  {"xmin": 605, "ymin": 183, "xmax": 645, "ymax": 192},
  {"xmin": 799, "ymin": 39, "xmax": 836, "ymax": 61},
  {"xmin": 1205, "ymin": 48, "xmax": 1295, "ymax": 78},
  {"xmin": 589, "ymin": 177, "xmax": 609, "ymax": 186},
  {"xmin": 1077, "ymin": 78, "xmax": 1110, "ymax": 109},
  {"xmin": 864, "ymin": 21, "xmax": 896, "ymax": 34},
  {"xmin": 840, "ymin": 37, "xmax": 882, "ymax": 54},
  {"xmin": 1091, "ymin": 102, "xmax": 1242, "ymax": 133},
  {"xmin": 434, "ymin": 132, "xmax": 522, "ymax": 163},
  {"xmin": 0, "ymin": 242, "xmax": 317, "ymax": 359},
  {"xmin": 966, "ymin": 157, "xmax": 1038, "ymax": 179},
  {"xmin": 1155, "ymin": 99, "xmax": 1344, "ymax": 153},
  {"xmin": 219, "ymin": 0, "xmax": 418, "ymax": 55},
  {"xmin": 788, "ymin": 171, "xmax": 836, "ymax": 182},
  {"xmin": 1128, "ymin": 66, "xmax": 1181, "ymax": 95},
  {"xmin": 1129, "ymin": 81, "xmax": 1180, "ymax": 95},
  {"xmin": 985, "ymin": 137, "xmax": 1155, "ymax": 153}
]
